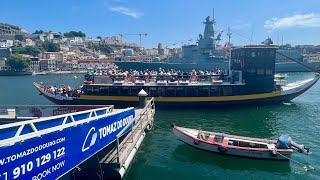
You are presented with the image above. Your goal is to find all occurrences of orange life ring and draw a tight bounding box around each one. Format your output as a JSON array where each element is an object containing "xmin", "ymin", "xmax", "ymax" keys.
[{"xmin": 240, "ymin": 60, "xmax": 245, "ymax": 68}]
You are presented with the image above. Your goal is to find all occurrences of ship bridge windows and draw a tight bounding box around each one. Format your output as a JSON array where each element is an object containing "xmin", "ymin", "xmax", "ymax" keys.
[
  {"xmin": 265, "ymin": 68, "xmax": 273, "ymax": 75},
  {"xmin": 257, "ymin": 51, "xmax": 262, "ymax": 57},
  {"xmin": 257, "ymin": 68, "xmax": 265, "ymax": 75},
  {"xmin": 247, "ymin": 67, "xmax": 256, "ymax": 75},
  {"xmin": 241, "ymin": 50, "xmax": 245, "ymax": 57},
  {"xmin": 246, "ymin": 51, "xmax": 251, "ymax": 58},
  {"xmin": 251, "ymin": 52, "xmax": 256, "ymax": 58}
]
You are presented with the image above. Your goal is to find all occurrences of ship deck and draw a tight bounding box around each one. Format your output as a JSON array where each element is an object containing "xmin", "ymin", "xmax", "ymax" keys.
[{"xmin": 91, "ymin": 80, "xmax": 246, "ymax": 86}]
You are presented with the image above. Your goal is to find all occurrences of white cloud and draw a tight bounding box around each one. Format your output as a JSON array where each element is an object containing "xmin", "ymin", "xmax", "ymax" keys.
[
  {"xmin": 110, "ymin": 6, "xmax": 143, "ymax": 19},
  {"xmin": 264, "ymin": 13, "xmax": 320, "ymax": 30}
]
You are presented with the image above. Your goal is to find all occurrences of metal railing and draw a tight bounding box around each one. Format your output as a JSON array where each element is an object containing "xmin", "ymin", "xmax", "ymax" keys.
[
  {"xmin": 0, "ymin": 105, "xmax": 113, "ymax": 118},
  {"xmin": 115, "ymin": 98, "xmax": 155, "ymax": 164},
  {"xmin": 0, "ymin": 105, "xmax": 114, "ymax": 147},
  {"xmin": 110, "ymin": 74, "xmax": 228, "ymax": 83}
]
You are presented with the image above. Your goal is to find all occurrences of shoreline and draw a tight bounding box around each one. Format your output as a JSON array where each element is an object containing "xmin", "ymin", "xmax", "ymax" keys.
[{"xmin": 34, "ymin": 70, "xmax": 87, "ymax": 75}]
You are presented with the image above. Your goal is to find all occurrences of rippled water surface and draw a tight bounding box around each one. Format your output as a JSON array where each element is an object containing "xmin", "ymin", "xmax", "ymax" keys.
[{"xmin": 0, "ymin": 73, "xmax": 319, "ymax": 179}]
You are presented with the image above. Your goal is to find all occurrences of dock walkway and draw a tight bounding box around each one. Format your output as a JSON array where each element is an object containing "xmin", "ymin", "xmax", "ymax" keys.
[{"xmin": 100, "ymin": 98, "xmax": 155, "ymax": 178}]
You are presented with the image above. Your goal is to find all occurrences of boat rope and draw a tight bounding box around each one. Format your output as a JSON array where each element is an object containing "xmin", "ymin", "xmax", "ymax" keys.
[
  {"xmin": 275, "ymin": 151, "xmax": 314, "ymax": 171},
  {"xmin": 276, "ymin": 51, "xmax": 320, "ymax": 73}
]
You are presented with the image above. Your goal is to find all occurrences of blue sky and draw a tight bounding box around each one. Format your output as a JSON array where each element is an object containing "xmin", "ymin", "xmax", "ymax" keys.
[{"xmin": 1, "ymin": 0, "xmax": 320, "ymax": 48}]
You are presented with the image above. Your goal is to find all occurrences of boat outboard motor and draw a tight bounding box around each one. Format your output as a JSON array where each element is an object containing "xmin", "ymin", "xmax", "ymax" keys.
[{"xmin": 276, "ymin": 135, "xmax": 310, "ymax": 155}]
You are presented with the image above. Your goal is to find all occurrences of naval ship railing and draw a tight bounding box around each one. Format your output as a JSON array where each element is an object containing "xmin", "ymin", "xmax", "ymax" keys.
[
  {"xmin": 0, "ymin": 105, "xmax": 114, "ymax": 147},
  {"xmin": 115, "ymin": 98, "xmax": 155, "ymax": 164}
]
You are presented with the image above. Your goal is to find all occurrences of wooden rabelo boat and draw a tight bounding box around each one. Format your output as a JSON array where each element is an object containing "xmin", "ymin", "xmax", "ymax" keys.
[
  {"xmin": 34, "ymin": 45, "xmax": 320, "ymax": 108},
  {"xmin": 171, "ymin": 124, "xmax": 310, "ymax": 161}
]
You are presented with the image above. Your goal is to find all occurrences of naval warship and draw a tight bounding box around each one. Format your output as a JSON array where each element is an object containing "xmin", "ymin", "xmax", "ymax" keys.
[{"xmin": 114, "ymin": 16, "xmax": 320, "ymax": 73}]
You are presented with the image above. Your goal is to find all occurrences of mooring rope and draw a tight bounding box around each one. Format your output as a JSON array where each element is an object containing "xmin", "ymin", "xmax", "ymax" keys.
[
  {"xmin": 275, "ymin": 151, "xmax": 314, "ymax": 171},
  {"xmin": 276, "ymin": 51, "xmax": 320, "ymax": 73}
]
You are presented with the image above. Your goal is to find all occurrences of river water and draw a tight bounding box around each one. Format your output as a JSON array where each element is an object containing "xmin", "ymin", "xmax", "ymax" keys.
[{"xmin": 0, "ymin": 72, "xmax": 319, "ymax": 180}]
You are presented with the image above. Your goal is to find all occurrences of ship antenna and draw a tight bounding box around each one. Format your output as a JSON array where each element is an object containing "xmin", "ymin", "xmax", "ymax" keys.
[
  {"xmin": 227, "ymin": 27, "xmax": 232, "ymax": 75},
  {"xmin": 227, "ymin": 27, "xmax": 231, "ymax": 46},
  {"xmin": 213, "ymin": 8, "xmax": 214, "ymax": 22}
]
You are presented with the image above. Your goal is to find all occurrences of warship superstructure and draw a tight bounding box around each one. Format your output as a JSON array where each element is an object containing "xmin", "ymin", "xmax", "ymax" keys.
[
  {"xmin": 176, "ymin": 16, "xmax": 227, "ymax": 64},
  {"xmin": 114, "ymin": 16, "xmax": 320, "ymax": 72}
]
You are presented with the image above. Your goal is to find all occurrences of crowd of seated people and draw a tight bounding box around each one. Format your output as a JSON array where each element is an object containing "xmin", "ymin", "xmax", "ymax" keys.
[
  {"xmin": 42, "ymin": 85, "xmax": 82, "ymax": 97},
  {"xmin": 92, "ymin": 67, "xmax": 226, "ymax": 83}
]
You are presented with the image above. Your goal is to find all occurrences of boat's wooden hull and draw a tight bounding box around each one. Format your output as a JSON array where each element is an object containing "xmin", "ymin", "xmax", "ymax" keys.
[{"xmin": 172, "ymin": 125, "xmax": 292, "ymax": 161}]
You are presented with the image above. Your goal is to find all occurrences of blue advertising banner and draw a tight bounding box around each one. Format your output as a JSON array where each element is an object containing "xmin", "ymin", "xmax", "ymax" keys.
[{"xmin": 0, "ymin": 108, "xmax": 135, "ymax": 180}]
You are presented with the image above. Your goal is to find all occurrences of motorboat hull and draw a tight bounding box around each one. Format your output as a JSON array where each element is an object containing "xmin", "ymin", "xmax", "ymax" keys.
[{"xmin": 172, "ymin": 125, "xmax": 293, "ymax": 161}]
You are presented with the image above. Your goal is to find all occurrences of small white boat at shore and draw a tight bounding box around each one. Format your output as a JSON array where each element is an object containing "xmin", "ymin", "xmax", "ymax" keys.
[{"xmin": 171, "ymin": 124, "xmax": 310, "ymax": 161}]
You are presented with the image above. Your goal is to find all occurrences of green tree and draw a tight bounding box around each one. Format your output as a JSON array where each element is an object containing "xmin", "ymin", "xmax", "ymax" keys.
[
  {"xmin": 7, "ymin": 55, "xmax": 31, "ymax": 71},
  {"xmin": 33, "ymin": 30, "xmax": 44, "ymax": 34},
  {"xmin": 97, "ymin": 36, "xmax": 102, "ymax": 39},
  {"xmin": 64, "ymin": 31, "xmax": 86, "ymax": 37},
  {"xmin": 11, "ymin": 46, "xmax": 25, "ymax": 54},
  {"xmin": 42, "ymin": 41, "xmax": 60, "ymax": 52},
  {"xmin": 11, "ymin": 45, "xmax": 44, "ymax": 56},
  {"xmin": 24, "ymin": 46, "xmax": 43, "ymax": 56}
]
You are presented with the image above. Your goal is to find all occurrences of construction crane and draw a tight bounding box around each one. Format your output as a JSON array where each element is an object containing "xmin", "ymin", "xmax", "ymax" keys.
[{"xmin": 118, "ymin": 33, "xmax": 147, "ymax": 48}]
